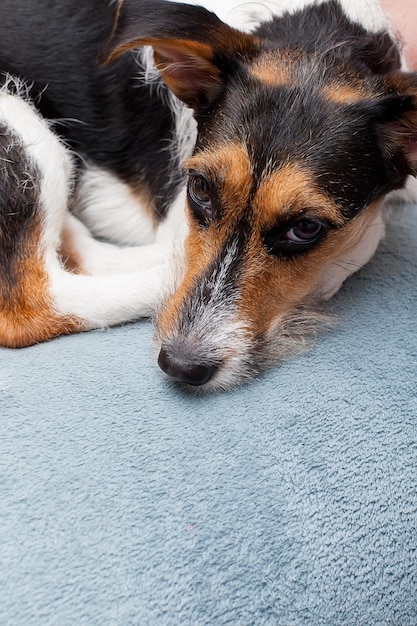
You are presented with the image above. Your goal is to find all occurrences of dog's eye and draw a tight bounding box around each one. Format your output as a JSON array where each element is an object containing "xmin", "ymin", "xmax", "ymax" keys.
[
  {"xmin": 286, "ymin": 219, "xmax": 323, "ymax": 243},
  {"xmin": 189, "ymin": 174, "xmax": 211, "ymax": 205},
  {"xmin": 187, "ymin": 173, "xmax": 216, "ymax": 225},
  {"xmin": 264, "ymin": 218, "xmax": 328, "ymax": 257}
]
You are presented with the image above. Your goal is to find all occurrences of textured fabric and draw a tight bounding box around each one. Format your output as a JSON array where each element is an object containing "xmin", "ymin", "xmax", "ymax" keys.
[{"xmin": 1, "ymin": 203, "xmax": 416, "ymax": 626}]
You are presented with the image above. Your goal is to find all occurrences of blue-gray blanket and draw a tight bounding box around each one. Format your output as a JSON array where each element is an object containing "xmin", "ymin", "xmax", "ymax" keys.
[{"xmin": 1, "ymin": 202, "xmax": 416, "ymax": 626}]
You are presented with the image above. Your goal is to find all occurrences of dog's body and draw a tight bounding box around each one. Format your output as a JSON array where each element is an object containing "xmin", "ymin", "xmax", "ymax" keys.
[{"xmin": 0, "ymin": 0, "xmax": 416, "ymax": 390}]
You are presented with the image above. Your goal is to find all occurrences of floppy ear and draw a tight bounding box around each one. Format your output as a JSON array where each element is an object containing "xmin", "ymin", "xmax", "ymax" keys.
[
  {"xmin": 353, "ymin": 31, "xmax": 401, "ymax": 75},
  {"xmin": 375, "ymin": 72, "xmax": 417, "ymax": 176},
  {"xmin": 103, "ymin": 0, "xmax": 257, "ymax": 110}
]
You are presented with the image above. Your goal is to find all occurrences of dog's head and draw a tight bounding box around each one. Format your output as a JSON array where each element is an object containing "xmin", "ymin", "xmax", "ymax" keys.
[{"xmin": 106, "ymin": 0, "xmax": 417, "ymax": 391}]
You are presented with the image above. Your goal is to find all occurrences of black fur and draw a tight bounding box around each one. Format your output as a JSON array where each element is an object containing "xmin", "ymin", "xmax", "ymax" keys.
[
  {"xmin": 191, "ymin": 1, "xmax": 412, "ymax": 224},
  {"xmin": 254, "ymin": 0, "xmax": 401, "ymax": 74},
  {"xmin": 0, "ymin": 125, "xmax": 41, "ymax": 299},
  {"xmin": 0, "ymin": 0, "xmax": 181, "ymax": 219},
  {"xmin": 0, "ymin": 0, "xmax": 412, "ymax": 227}
]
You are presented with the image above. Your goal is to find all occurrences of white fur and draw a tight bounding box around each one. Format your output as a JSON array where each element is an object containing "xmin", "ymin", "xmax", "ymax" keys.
[
  {"xmin": 50, "ymin": 265, "xmax": 169, "ymax": 327},
  {"xmin": 60, "ymin": 213, "xmax": 167, "ymax": 274},
  {"xmin": 56, "ymin": 189, "xmax": 187, "ymax": 327},
  {"xmin": 174, "ymin": 0, "xmax": 391, "ymax": 34},
  {"xmin": 317, "ymin": 211, "xmax": 386, "ymax": 300},
  {"xmin": 73, "ymin": 165, "xmax": 156, "ymax": 245},
  {"xmin": 0, "ymin": 87, "xmax": 174, "ymax": 330}
]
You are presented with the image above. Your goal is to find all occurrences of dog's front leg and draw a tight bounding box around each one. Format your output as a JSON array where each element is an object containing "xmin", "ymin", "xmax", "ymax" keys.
[
  {"xmin": 55, "ymin": 213, "xmax": 183, "ymax": 330},
  {"xmin": 49, "ymin": 262, "xmax": 171, "ymax": 332},
  {"xmin": 60, "ymin": 213, "xmax": 169, "ymax": 275}
]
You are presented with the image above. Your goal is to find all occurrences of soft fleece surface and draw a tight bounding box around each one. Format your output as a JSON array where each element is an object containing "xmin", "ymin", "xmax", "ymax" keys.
[{"xmin": 1, "ymin": 201, "xmax": 417, "ymax": 626}]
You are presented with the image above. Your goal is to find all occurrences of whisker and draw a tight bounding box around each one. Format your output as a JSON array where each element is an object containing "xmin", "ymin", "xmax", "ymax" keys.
[{"xmin": 332, "ymin": 260, "xmax": 363, "ymax": 270}]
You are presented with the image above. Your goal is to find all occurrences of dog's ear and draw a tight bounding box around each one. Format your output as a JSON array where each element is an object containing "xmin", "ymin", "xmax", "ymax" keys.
[
  {"xmin": 103, "ymin": 0, "xmax": 257, "ymax": 110},
  {"xmin": 352, "ymin": 31, "xmax": 401, "ymax": 75},
  {"xmin": 373, "ymin": 72, "xmax": 417, "ymax": 177}
]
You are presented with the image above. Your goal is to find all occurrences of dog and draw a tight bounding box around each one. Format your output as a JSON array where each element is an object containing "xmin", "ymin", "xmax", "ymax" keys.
[{"xmin": 0, "ymin": 0, "xmax": 415, "ymax": 391}]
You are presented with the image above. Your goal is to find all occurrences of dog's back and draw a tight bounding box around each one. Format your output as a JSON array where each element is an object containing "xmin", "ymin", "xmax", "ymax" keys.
[{"xmin": 0, "ymin": 0, "xmax": 184, "ymax": 219}]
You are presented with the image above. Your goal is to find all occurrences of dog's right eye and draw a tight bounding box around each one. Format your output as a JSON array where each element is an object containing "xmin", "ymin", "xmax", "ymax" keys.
[
  {"xmin": 187, "ymin": 173, "xmax": 216, "ymax": 226},
  {"xmin": 263, "ymin": 217, "xmax": 331, "ymax": 258}
]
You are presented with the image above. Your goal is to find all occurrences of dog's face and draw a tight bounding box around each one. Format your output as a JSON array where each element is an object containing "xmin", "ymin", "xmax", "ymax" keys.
[{"xmin": 107, "ymin": 0, "xmax": 417, "ymax": 391}]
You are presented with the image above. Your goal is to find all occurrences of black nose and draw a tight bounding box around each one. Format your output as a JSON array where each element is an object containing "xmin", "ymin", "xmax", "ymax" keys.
[{"xmin": 158, "ymin": 347, "xmax": 217, "ymax": 386}]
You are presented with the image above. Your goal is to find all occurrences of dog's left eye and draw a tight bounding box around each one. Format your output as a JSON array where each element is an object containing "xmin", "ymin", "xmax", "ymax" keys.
[
  {"xmin": 264, "ymin": 217, "xmax": 329, "ymax": 257},
  {"xmin": 187, "ymin": 173, "xmax": 216, "ymax": 225},
  {"xmin": 286, "ymin": 219, "xmax": 323, "ymax": 243}
]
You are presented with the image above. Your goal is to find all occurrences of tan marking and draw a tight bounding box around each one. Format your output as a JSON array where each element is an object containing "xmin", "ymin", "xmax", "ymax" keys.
[
  {"xmin": 250, "ymin": 57, "xmax": 290, "ymax": 86},
  {"xmin": 152, "ymin": 39, "xmax": 221, "ymax": 104},
  {"xmin": 0, "ymin": 230, "xmax": 83, "ymax": 348},
  {"xmin": 238, "ymin": 202, "xmax": 383, "ymax": 335},
  {"xmin": 322, "ymin": 82, "xmax": 368, "ymax": 104},
  {"xmin": 185, "ymin": 142, "xmax": 252, "ymax": 214},
  {"xmin": 249, "ymin": 49, "xmax": 305, "ymax": 87},
  {"xmin": 254, "ymin": 162, "xmax": 345, "ymax": 227},
  {"xmin": 158, "ymin": 148, "xmax": 383, "ymax": 351},
  {"xmin": 105, "ymin": 37, "xmax": 221, "ymax": 107},
  {"xmin": 159, "ymin": 143, "xmax": 252, "ymax": 335}
]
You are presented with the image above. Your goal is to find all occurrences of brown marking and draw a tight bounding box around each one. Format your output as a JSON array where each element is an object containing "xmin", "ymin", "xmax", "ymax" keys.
[
  {"xmin": 250, "ymin": 52, "xmax": 292, "ymax": 87},
  {"xmin": 254, "ymin": 162, "xmax": 345, "ymax": 227},
  {"xmin": 103, "ymin": 0, "xmax": 258, "ymax": 66},
  {"xmin": 185, "ymin": 142, "xmax": 252, "ymax": 213},
  {"xmin": 159, "ymin": 143, "xmax": 253, "ymax": 335},
  {"xmin": 152, "ymin": 39, "xmax": 222, "ymax": 108},
  {"xmin": 106, "ymin": 37, "xmax": 222, "ymax": 108},
  {"xmin": 322, "ymin": 82, "xmax": 368, "ymax": 104},
  {"xmin": 103, "ymin": 0, "xmax": 259, "ymax": 108},
  {"xmin": 0, "ymin": 230, "xmax": 84, "ymax": 348},
  {"xmin": 238, "ymin": 202, "xmax": 383, "ymax": 335},
  {"xmin": 158, "ymin": 146, "xmax": 382, "ymax": 352}
]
